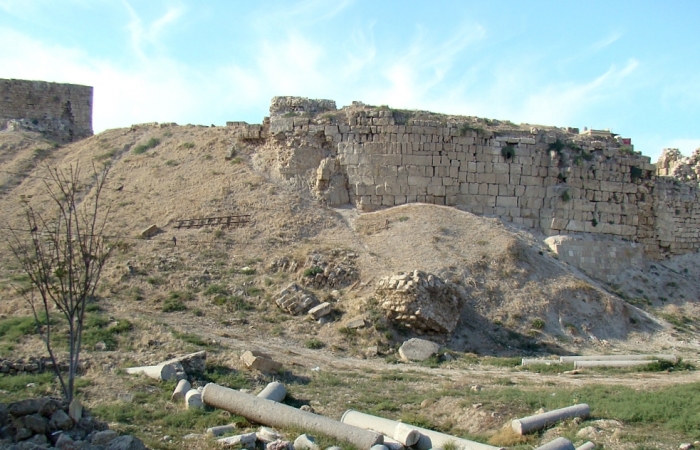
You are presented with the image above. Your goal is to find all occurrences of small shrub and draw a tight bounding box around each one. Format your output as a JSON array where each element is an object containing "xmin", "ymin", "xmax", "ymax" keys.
[
  {"xmin": 132, "ymin": 137, "xmax": 161, "ymax": 154},
  {"xmin": 531, "ymin": 318, "xmax": 545, "ymax": 330},
  {"xmin": 304, "ymin": 267, "xmax": 323, "ymax": 277},
  {"xmin": 181, "ymin": 142, "xmax": 195, "ymax": 149},
  {"xmin": 165, "ymin": 160, "xmax": 179, "ymax": 166},
  {"xmin": 548, "ymin": 139, "xmax": 565, "ymax": 153},
  {"xmin": 560, "ymin": 191, "xmax": 570, "ymax": 202},
  {"xmin": 398, "ymin": 216, "xmax": 410, "ymax": 222},
  {"xmin": 162, "ymin": 298, "xmax": 187, "ymax": 312},
  {"xmin": 501, "ymin": 145, "xmax": 515, "ymax": 159},
  {"xmin": 305, "ymin": 338, "xmax": 325, "ymax": 349},
  {"xmin": 592, "ymin": 218, "xmax": 598, "ymax": 227}
]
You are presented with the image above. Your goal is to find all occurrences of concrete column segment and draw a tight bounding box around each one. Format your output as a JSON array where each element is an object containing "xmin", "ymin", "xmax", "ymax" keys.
[
  {"xmin": 201, "ymin": 383, "xmax": 383, "ymax": 449},
  {"xmin": 576, "ymin": 442, "xmax": 596, "ymax": 450},
  {"xmin": 125, "ymin": 362, "xmax": 184, "ymax": 381},
  {"xmin": 560, "ymin": 355, "xmax": 676, "ymax": 363},
  {"xmin": 185, "ymin": 389, "xmax": 203, "ymax": 409},
  {"xmin": 574, "ymin": 360, "xmax": 657, "ymax": 369},
  {"xmin": 535, "ymin": 437, "xmax": 575, "ymax": 450},
  {"xmin": 511, "ymin": 404, "xmax": 589, "ymax": 435},
  {"xmin": 341, "ymin": 409, "xmax": 503, "ymax": 450},
  {"xmin": 171, "ymin": 379, "xmax": 191, "ymax": 401},
  {"xmin": 257, "ymin": 382, "xmax": 287, "ymax": 402},
  {"xmin": 393, "ymin": 423, "xmax": 419, "ymax": 446}
]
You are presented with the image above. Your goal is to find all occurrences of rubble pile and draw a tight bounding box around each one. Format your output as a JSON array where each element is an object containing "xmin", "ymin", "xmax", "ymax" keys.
[
  {"xmin": 377, "ymin": 271, "xmax": 464, "ymax": 334},
  {"xmin": 299, "ymin": 252, "xmax": 358, "ymax": 289},
  {"xmin": 0, "ymin": 397, "xmax": 145, "ymax": 450}
]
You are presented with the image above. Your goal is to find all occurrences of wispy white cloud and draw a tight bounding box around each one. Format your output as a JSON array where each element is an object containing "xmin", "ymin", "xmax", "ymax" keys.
[
  {"xmin": 252, "ymin": 0, "xmax": 355, "ymax": 30},
  {"xmin": 590, "ymin": 31, "xmax": 623, "ymax": 52},
  {"xmin": 122, "ymin": 1, "xmax": 185, "ymax": 59}
]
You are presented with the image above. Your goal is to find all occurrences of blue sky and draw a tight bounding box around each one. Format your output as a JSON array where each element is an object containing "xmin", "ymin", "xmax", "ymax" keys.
[{"xmin": 1, "ymin": 0, "xmax": 699, "ymax": 161}]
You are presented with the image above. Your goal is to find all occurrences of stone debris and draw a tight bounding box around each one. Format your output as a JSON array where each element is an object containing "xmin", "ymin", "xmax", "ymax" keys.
[
  {"xmin": 1, "ymin": 396, "xmax": 144, "ymax": 449},
  {"xmin": 240, "ymin": 350, "xmax": 283, "ymax": 373},
  {"xmin": 125, "ymin": 351, "xmax": 207, "ymax": 381},
  {"xmin": 377, "ymin": 271, "xmax": 463, "ymax": 334},
  {"xmin": 218, "ymin": 432, "xmax": 257, "ymax": 447},
  {"xmin": 300, "ymin": 252, "xmax": 359, "ymax": 290},
  {"xmin": 344, "ymin": 315, "xmax": 367, "ymax": 329},
  {"xmin": 398, "ymin": 338, "xmax": 440, "ymax": 362},
  {"xmin": 267, "ymin": 439, "xmax": 292, "ymax": 450},
  {"xmin": 256, "ymin": 427, "xmax": 281, "ymax": 443},
  {"xmin": 140, "ymin": 224, "xmax": 160, "ymax": 238},
  {"xmin": 294, "ymin": 434, "xmax": 320, "ymax": 450},
  {"xmin": 275, "ymin": 283, "xmax": 319, "ymax": 315},
  {"xmin": 207, "ymin": 424, "xmax": 238, "ymax": 437},
  {"xmin": 308, "ymin": 302, "xmax": 332, "ymax": 320}
]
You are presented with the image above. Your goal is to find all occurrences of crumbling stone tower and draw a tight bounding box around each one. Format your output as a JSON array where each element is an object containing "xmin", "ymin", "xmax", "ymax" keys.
[{"xmin": 0, "ymin": 78, "xmax": 93, "ymax": 142}]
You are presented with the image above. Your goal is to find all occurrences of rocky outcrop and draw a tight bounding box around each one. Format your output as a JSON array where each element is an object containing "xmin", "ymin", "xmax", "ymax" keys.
[
  {"xmin": 377, "ymin": 271, "xmax": 464, "ymax": 334},
  {"xmin": 0, "ymin": 397, "xmax": 145, "ymax": 449},
  {"xmin": 300, "ymin": 252, "xmax": 359, "ymax": 290}
]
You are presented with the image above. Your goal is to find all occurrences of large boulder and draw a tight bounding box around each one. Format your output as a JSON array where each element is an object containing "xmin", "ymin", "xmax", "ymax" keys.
[{"xmin": 398, "ymin": 338, "xmax": 440, "ymax": 362}]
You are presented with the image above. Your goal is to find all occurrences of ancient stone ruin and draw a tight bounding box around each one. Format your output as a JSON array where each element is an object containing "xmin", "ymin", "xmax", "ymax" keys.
[
  {"xmin": 0, "ymin": 78, "xmax": 93, "ymax": 142},
  {"xmin": 228, "ymin": 96, "xmax": 700, "ymax": 260}
]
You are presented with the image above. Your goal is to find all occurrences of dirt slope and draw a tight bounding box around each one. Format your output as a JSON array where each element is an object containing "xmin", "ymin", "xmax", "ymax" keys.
[{"xmin": 0, "ymin": 124, "xmax": 695, "ymax": 360}]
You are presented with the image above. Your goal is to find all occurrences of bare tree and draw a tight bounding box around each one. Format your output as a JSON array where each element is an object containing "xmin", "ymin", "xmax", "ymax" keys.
[{"xmin": 7, "ymin": 163, "xmax": 112, "ymax": 402}]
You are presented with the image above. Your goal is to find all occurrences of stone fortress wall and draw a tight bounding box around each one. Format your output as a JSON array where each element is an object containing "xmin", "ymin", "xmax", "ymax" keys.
[
  {"xmin": 231, "ymin": 96, "xmax": 700, "ymax": 261},
  {"xmin": 0, "ymin": 78, "xmax": 93, "ymax": 142}
]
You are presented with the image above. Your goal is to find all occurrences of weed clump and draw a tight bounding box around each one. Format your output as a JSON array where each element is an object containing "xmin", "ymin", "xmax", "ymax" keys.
[{"xmin": 132, "ymin": 137, "xmax": 161, "ymax": 154}]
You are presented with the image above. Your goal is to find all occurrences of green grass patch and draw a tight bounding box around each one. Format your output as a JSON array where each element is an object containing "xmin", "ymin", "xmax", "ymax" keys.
[
  {"xmin": 0, "ymin": 372, "xmax": 57, "ymax": 401},
  {"xmin": 212, "ymin": 295, "xmax": 254, "ymax": 311},
  {"xmin": 305, "ymin": 338, "xmax": 325, "ymax": 349},
  {"xmin": 0, "ymin": 315, "xmax": 48, "ymax": 356},
  {"xmin": 82, "ymin": 315, "xmax": 134, "ymax": 350},
  {"xmin": 204, "ymin": 284, "xmax": 229, "ymax": 296},
  {"xmin": 304, "ymin": 266, "xmax": 323, "ymax": 277},
  {"xmin": 132, "ymin": 137, "xmax": 161, "ymax": 154}
]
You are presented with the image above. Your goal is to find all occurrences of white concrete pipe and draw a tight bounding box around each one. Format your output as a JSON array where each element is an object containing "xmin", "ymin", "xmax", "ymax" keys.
[
  {"xmin": 125, "ymin": 362, "xmax": 183, "ymax": 381},
  {"xmin": 535, "ymin": 437, "xmax": 575, "ymax": 450},
  {"xmin": 171, "ymin": 379, "xmax": 191, "ymax": 401},
  {"xmin": 576, "ymin": 442, "xmax": 595, "ymax": 450},
  {"xmin": 574, "ymin": 360, "xmax": 657, "ymax": 369},
  {"xmin": 560, "ymin": 354, "xmax": 677, "ymax": 363},
  {"xmin": 341, "ymin": 409, "xmax": 503, "ymax": 450},
  {"xmin": 257, "ymin": 381, "xmax": 287, "ymax": 402},
  {"xmin": 201, "ymin": 383, "xmax": 383, "ymax": 449},
  {"xmin": 521, "ymin": 359, "xmax": 562, "ymax": 366},
  {"xmin": 511, "ymin": 404, "xmax": 589, "ymax": 435}
]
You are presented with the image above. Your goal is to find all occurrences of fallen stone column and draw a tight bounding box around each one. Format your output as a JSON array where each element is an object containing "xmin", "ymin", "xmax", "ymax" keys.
[
  {"xmin": 521, "ymin": 359, "xmax": 562, "ymax": 366},
  {"xmin": 341, "ymin": 409, "xmax": 503, "ymax": 450},
  {"xmin": 202, "ymin": 383, "xmax": 383, "ymax": 449},
  {"xmin": 560, "ymin": 354, "xmax": 677, "ymax": 363},
  {"xmin": 511, "ymin": 404, "xmax": 590, "ymax": 435},
  {"xmin": 257, "ymin": 381, "xmax": 287, "ymax": 402},
  {"xmin": 171, "ymin": 379, "xmax": 191, "ymax": 401},
  {"xmin": 125, "ymin": 362, "xmax": 184, "ymax": 381},
  {"xmin": 186, "ymin": 389, "xmax": 203, "ymax": 409},
  {"xmin": 576, "ymin": 442, "xmax": 595, "ymax": 450},
  {"xmin": 535, "ymin": 437, "xmax": 575, "ymax": 450},
  {"xmin": 574, "ymin": 360, "xmax": 657, "ymax": 369},
  {"xmin": 393, "ymin": 423, "xmax": 419, "ymax": 446}
]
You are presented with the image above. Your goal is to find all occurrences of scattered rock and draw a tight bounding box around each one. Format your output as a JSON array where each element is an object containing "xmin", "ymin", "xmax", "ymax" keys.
[
  {"xmin": 106, "ymin": 435, "xmax": 147, "ymax": 450},
  {"xmin": 256, "ymin": 427, "xmax": 281, "ymax": 443},
  {"xmin": 68, "ymin": 399, "xmax": 82, "ymax": 422},
  {"xmin": 680, "ymin": 444, "xmax": 694, "ymax": 450},
  {"xmin": 240, "ymin": 351, "xmax": 282, "ymax": 373},
  {"xmin": 345, "ymin": 316, "xmax": 367, "ymax": 329},
  {"xmin": 398, "ymin": 338, "xmax": 439, "ymax": 362},
  {"xmin": 267, "ymin": 439, "xmax": 292, "ymax": 450},
  {"xmin": 308, "ymin": 302, "xmax": 332, "ymax": 320},
  {"xmin": 470, "ymin": 385, "xmax": 483, "ymax": 392},
  {"xmin": 218, "ymin": 432, "xmax": 257, "ymax": 447},
  {"xmin": 300, "ymin": 405, "xmax": 315, "ymax": 413},
  {"xmin": 94, "ymin": 342, "xmax": 107, "ymax": 351},
  {"xmin": 91, "ymin": 430, "xmax": 119, "ymax": 446},
  {"xmin": 50, "ymin": 409, "xmax": 74, "ymax": 431},
  {"xmin": 294, "ymin": 434, "xmax": 319, "ymax": 450}
]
